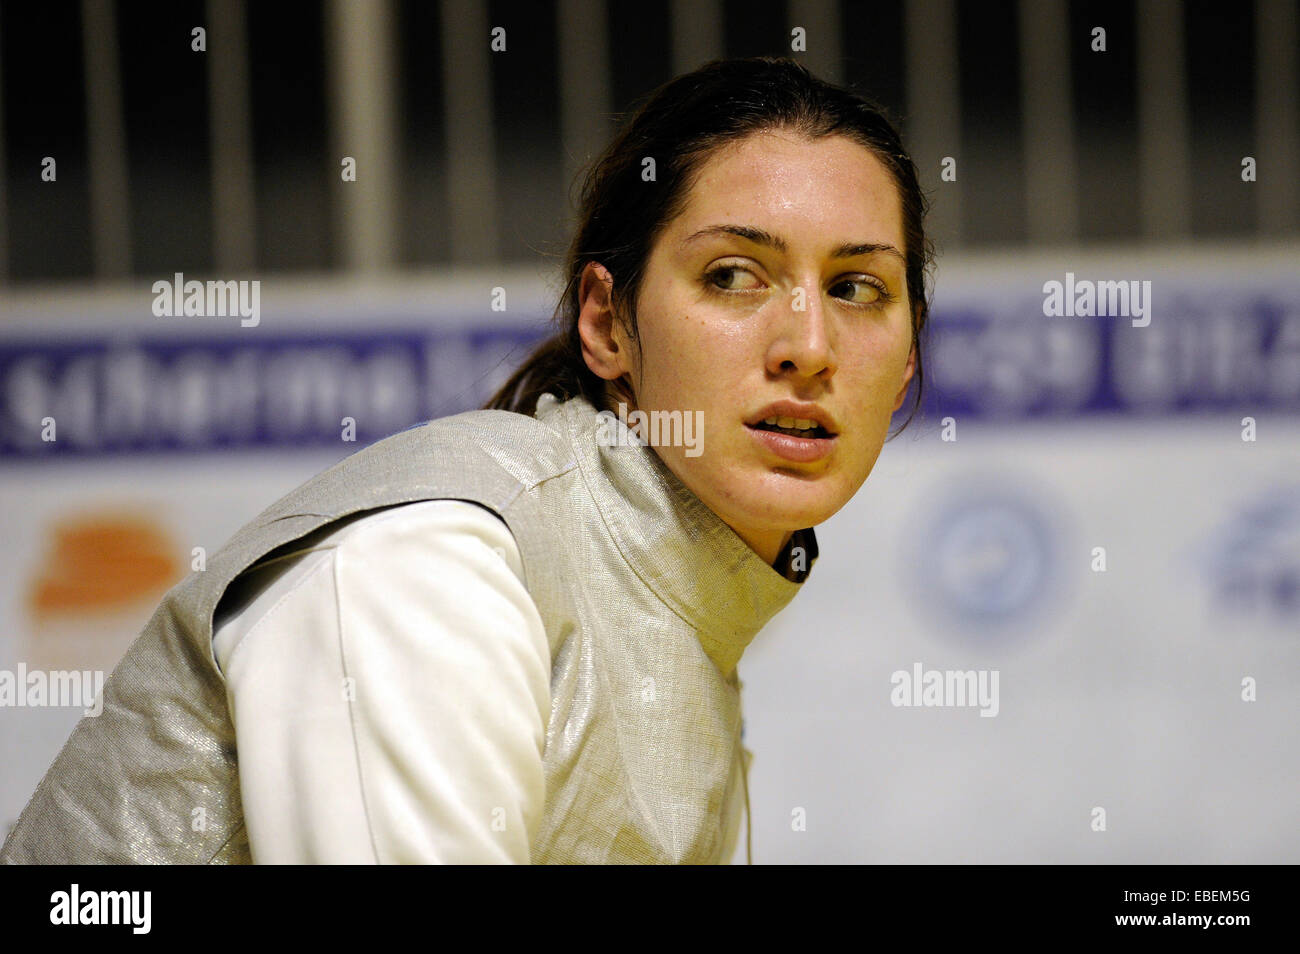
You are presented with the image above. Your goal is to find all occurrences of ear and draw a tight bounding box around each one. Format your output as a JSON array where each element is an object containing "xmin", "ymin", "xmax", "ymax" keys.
[
  {"xmin": 577, "ymin": 261, "xmax": 636, "ymax": 383},
  {"xmin": 891, "ymin": 339, "xmax": 918, "ymax": 413}
]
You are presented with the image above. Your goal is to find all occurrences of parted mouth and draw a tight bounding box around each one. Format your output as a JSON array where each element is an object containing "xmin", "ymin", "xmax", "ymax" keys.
[
  {"xmin": 746, "ymin": 419, "xmax": 834, "ymax": 439},
  {"xmin": 744, "ymin": 401, "xmax": 839, "ymax": 438}
]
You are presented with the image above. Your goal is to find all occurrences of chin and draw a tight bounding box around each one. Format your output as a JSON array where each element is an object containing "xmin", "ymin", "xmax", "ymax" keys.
[
  {"xmin": 736, "ymin": 487, "xmax": 843, "ymax": 532},
  {"xmin": 688, "ymin": 459, "xmax": 849, "ymax": 525}
]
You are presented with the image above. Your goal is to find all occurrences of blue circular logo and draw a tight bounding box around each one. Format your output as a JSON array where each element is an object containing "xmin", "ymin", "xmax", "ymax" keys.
[{"xmin": 905, "ymin": 479, "xmax": 1067, "ymax": 640}]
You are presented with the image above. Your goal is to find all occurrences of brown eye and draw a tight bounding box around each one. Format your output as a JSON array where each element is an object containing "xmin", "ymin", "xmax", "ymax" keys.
[
  {"xmin": 709, "ymin": 266, "xmax": 737, "ymax": 289},
  {"xmin": 831, "ymin": 277, "xmax": 890, "ymax": 305},
  {"xmin": 705, "ymin": 264, "xmax": 761, "ymax": 292}
]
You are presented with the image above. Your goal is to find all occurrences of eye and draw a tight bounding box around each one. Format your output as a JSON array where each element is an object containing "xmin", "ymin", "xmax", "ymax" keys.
[
  {"xmin": 830, "ymin": 276, "xmax": 894, "ymax": 307},
  {"xmin": 703, "ymin": 263, "xmax": 762, "ymax": 293}
]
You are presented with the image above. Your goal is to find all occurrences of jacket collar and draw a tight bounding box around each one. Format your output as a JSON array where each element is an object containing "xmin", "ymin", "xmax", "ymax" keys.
[{"xmin": 535, "ymin": 392, "xmax": 817, "ymax": 675}]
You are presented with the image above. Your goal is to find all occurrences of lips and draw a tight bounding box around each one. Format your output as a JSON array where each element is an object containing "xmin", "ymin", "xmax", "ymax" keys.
[
  {"xmin": 745, "ymin": 420, "xmax": 837, "ymax": 463},
  {"xmin": 745, "ymin": 400, "xmax": 840, "ymax": 436}
]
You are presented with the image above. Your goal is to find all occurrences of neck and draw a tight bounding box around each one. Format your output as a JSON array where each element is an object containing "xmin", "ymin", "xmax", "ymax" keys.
[{"xmin": 731, "ymin": 526, "xmax": 793, "ymax": 568}]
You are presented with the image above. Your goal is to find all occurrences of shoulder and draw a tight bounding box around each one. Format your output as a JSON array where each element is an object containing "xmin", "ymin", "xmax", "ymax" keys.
[
  {"xmin": 220, "ymin": 498, "xmax": 524, "ymax": 617},
  {"xmin": 327, "ymin": 498, "xmax": 524, "ymax": 580},
  {"xmin": 241, "ymin": 408, "xmax": 575, "ymax": 535},
  {"xmin": 213, "ymin": 499, "xmax": 537, "ymax": 675},
  {"xmin": 352, "ymin": 407, "xmax": 572, "ymax": 488}
]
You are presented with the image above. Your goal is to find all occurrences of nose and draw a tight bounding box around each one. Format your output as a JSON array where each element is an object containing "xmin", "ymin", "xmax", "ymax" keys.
[{"xmin": 766, "ymin": 282, "xmax": 837, "ymax": 379}]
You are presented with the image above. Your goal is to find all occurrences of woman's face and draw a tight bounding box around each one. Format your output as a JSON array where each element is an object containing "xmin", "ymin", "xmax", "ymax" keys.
[{"xmin": 583, "ymin": 129, "xmax": 917, "ymax": 566}]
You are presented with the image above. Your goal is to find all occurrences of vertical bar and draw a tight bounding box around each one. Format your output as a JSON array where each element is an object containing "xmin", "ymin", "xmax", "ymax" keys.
[
  {"xmin": 441, "ymin": 0, "xmax": 497, "ymax": 263},
  {"xmin": 904, "ymin": 0, "xmax": 962, "ymax": 245},
  {"xmin": 557, "ymin": 0, "xmax": 612, "ymax": 210},
  {"xmin": 1019, "ymin": 0, "xmax": 1078, "ymax": 244},
  {"xmin": 81, "ymin": 0, "xmax": 131, "ymax": 277},
  {"xmin": 326, "ymin": 0, "xmax": 398, "ymax": 272},
  {"xmin": 207, "ymin": 0, "xmax": 256, "ymax": 272},
  {"xmin": 1256, "ymin": 0, "xmax": 1298, "ymax": 234},
  {"xmin": 0, "ymin": 3, "xmax": 8, "ymax": 285},
  {"xmin": 1136, "ymin": 0, "xmax": 1191, "ymax": 238},
  {"xmin": 789, "ymin": 0, "xmax": 843, "ymax": 85},
  {"xmin": 669, "ymin": 0, "xmax": 722, "ymax": 75}
]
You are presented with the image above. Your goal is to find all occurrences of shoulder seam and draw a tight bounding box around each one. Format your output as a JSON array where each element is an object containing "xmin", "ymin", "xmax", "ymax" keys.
[{"xmin": 219, "ymin": 547, "xmax": 336, "ymax": 677}]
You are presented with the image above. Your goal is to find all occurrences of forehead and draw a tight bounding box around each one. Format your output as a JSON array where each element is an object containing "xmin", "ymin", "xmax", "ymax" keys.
[{"xmin": 670, "ymin": 130, "xmax": 905, "ymax": 251}]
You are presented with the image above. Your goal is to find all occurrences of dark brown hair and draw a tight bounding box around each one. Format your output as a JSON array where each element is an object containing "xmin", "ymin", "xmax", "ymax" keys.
[{"xmin": 484, "ymin": 55, "xmax": 933, "ymax": 437}]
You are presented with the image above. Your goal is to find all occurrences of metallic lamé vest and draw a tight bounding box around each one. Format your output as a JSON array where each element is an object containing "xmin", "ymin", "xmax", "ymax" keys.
[{"xmin": 0, "ymin": 392, "xmax": 816, "ymax": 864}]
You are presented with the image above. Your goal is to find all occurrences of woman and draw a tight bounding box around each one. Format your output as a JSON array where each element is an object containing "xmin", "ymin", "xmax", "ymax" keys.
[{"xmin": 0, "ymin": 56, "xmax": 930, "ymax": 865}]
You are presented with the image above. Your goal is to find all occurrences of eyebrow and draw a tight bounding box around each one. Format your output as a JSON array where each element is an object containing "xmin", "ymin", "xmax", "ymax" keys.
[{"xmin": 682, "ymin": 224, "xmax": 905, "ymax": 263}]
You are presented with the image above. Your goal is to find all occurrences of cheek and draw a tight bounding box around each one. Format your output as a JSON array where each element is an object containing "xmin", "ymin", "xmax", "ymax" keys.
[
  {"xmin": 654, "ymin": 312, "xmax": 737, "ymax": 379},
  {"xmin": 636, "ymin": 327, "xmax": 699, "ymax": 405},
  {"xmin": 851, "ymin": 327, "xmax": 910, "ymax": 391}
]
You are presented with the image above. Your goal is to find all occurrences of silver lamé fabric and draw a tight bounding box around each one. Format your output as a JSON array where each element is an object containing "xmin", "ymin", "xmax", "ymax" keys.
[{"xmin": 522, "ymin": 393, "xmax": 815, "ymax": 862}]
